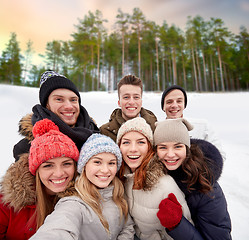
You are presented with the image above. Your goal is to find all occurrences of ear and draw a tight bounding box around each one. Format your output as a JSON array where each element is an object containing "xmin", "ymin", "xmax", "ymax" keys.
[{"xmin": 118, "ymin": 99, "xmax": 121, "ymax": 107}]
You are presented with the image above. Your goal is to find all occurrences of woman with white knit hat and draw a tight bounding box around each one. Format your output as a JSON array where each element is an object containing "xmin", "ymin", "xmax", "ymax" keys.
[
  {"xmin": 30, "ymin": 133, "xmax": 135, "ymax": 240},
  {"xmin": 154, "ymin": 118, "xmax": 231, "ymax": 239},
  {"xmin": 116, "ymin": 117, "xmax": 193, "ymax": 240}
]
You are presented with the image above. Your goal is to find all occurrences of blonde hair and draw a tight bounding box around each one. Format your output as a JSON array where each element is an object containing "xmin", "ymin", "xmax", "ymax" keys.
[{"xmin": 75, "ymin": 169, "xmax": 128, "ymax": 233}]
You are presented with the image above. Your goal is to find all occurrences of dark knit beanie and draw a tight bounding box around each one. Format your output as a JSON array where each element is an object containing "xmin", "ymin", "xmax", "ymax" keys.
[
  {"xmin": 39, "ymin": 71, "xmax": 81, "ymax": 107},
  {"xmin": 161, "ymin": 85, "xmax": 187, "ymax": 110}
]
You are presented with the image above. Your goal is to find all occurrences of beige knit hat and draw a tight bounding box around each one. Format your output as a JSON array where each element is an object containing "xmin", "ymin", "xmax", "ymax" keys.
[
  {"xmin": 154, "ymin": 118, "xmax": 193, "ymax": 147},
  {"xmin": 116, "ymin": 117, "xmax": 153, "ymax": 145}
]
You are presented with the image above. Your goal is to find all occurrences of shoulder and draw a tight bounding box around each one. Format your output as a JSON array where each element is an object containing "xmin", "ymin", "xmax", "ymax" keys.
[
  {"xmin": 0, "ymin": 153, "xmax": 36, "ymax": 211},
  {"xmin": 18, "ymin": 113, "xmax": 34, "ymax": 140},
  {"xmin": 140, "ymin": 108, "xmax": 157, "ymax": 131}
]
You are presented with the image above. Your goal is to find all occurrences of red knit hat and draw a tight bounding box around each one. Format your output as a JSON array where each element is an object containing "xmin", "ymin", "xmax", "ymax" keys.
[{"xmin": 29, "ymin": 119, "xmax": 79, "ymax": 175}]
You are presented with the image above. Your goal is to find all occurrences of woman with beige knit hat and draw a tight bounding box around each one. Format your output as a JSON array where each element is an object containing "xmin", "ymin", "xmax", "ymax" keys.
[
  {"xmin": 116, "ymin": 117, "xmax": 193, "ymax": 240},
  {"xmin": 154, "ymin": 118, "xmax": 232, "ymax": 239}
]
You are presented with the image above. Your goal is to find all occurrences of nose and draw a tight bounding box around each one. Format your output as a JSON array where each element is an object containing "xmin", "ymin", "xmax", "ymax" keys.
[
  {"xmin": 167, "ymin": 148, "xmax": 175, "ymax": 158},
  {"xmin": 101, "ymin": 163, "xmax": 109, "ymax": 173},
  {"xmin": 64, "ymin": 100, "xmax": 73, "ymax": 109},
  {"xmin": 171, "ymin": 100, "xmax": 178, "ymax": 108},
  {"xmin": 53, "ymin": 166, "xmax": 64, "ymax": 177},
  {"xmin": 129, "ymin": 142, "xmax": 138, "ymax": 152}
]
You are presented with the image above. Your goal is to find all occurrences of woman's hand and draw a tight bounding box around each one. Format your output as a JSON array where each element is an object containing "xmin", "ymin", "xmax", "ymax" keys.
[{"xmin": 157, "ymin": 193, "xmax": 183, "ymax": 231}]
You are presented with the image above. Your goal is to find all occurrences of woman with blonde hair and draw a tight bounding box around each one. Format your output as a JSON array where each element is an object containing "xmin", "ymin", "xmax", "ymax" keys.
[
  {"xmin": 30, "ymin": 133, "xmax": 135, "ymax": 240},
  {"xmin": 0, "ymin": 119, "xmax": 79, "ymax": 239}
]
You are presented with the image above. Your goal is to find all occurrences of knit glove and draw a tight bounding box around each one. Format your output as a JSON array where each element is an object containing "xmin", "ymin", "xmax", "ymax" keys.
[{"xmin": 157, "ymin": 193, "xmax": 183, "ymax": 231}]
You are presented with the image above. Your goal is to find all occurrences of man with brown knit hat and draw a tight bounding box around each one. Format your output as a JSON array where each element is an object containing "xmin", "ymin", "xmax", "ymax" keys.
[
  {"xmin": 100, "ymin": 75, "xmax": 157, "ymax": 142},
  {"xmin": 13, "ymin": 70, "xmax": 99, "ymax": 162}
]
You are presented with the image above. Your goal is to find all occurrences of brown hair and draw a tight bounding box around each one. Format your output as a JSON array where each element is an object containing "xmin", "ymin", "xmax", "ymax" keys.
[
  {"xmin": 117, "ymin": 75, "xmax": 143, "ymax": 98},
  {"xmin": 181, "ymin": 144, "xmax": 213, "ymax": 194},
  {"xmin": 75, "ymin": 169, "xmax": 128, "ymax": 233},
  {"xmin": 34, "ymin": 162, "xmax": 77, "ymax": 229},
  {"xmin": 118, "ymin": 139, "xmax": 154, "ymax": 190}
]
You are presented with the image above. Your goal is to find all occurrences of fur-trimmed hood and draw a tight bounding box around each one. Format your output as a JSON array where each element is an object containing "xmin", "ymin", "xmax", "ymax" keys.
[
  {"xmin": 18, "ymin": 113, "xmax": 34, "ymax": 142},
  {"xmin": 143, "ymin": 155, "xmax": 167, "ymax": 191},
  {"xmin": 0, "ymin": 153, "xmax": 36, "ymax": 211}
]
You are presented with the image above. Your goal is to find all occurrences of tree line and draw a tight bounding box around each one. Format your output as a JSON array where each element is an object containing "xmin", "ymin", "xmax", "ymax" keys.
[{"xmin": 0, "ymin": 8, "xmax": 249, "ymax": 92}]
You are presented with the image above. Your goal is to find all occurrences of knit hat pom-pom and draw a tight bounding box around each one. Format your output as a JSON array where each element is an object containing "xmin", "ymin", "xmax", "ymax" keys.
[{"xmin": 33, "ymin": 119, "xmax": 59, "ymax": 137}]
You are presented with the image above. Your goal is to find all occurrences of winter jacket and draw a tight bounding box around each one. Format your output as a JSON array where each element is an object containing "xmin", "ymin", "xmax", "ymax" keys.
[
  {"xmin": 30, "ymin": 185, "xmax": 135, "ymax": 240},
  {"xmin": 13, "ymin": 104, "xmax": 100, "ymax": 161},
  {"xmin": 100, "ymin": 108, "xmax": 157, "ymax": 142},
  {"xmin": 0, "ymin": 153, "xmax": 37, "ymax": 239},
  {"xmin": 124, "ymin": 157, "xmax": 193, "ymax": 240},
  {"xmin": 167, "ymin": 139, "xmax": 232, "ymax": 240},
  {"xmin": 187, "ymin": 117, "xmax": 226, "ymax": 161}
]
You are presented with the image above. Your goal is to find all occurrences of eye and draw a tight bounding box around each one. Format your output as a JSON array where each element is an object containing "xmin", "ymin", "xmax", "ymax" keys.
[
  {"xmin": 121, "ymin": 141, "xmax": 129, "ymax": 145},
  {"xmin": 109, "ymin": 161, "xmax": 117, "ymax": 165},
  {"xmin": 64, "ymin": 162, "xmax": 73, "ymax": 166},
  {"xmin": 42, "ymin": 163, "xmax": 53, "ymax": 168},
  {"xmin": 138, "ymin": 141, "xmax": 146, "ymax": 144},
  {"xmin": 158, "ymin": 146, "xmax": 166, "ymax": 150},
  {"xmin": 71, "ymin": 98, "xmax": 78, "ymax": 103},
  {"xmin": 55, "ymin": 97, "xmax": 63, "ymax": 102},
  {"xmin": 93, "ymin": 160, "xmax": 101, "ymax": 165}
]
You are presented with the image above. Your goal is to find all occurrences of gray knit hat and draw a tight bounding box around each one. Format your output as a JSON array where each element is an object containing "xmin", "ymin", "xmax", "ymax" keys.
[
  {"xmin": 39, "ymin": 70, "xmax": 81, "ymax": 107},
  {"xmin": 116, "ymin": 117, "xmax": 153, "ymax": 145},
  {"xmin": 154, "ymin": 118, "xmax": 193, "ymax": 147},
  {"xmin": 77, "ymin": 134, "xmax": 122, "ymax": 173}
]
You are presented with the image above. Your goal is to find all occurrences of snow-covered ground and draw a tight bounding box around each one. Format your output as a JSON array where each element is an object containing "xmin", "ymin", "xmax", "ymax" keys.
[{"xmin": 1, "ymin": 84, "xmax": 248, "ymax": 239}]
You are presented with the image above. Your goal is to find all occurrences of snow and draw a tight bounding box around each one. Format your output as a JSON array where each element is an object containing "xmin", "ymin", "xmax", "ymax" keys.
[{"xmin": 1, "ymin": 84, "xmax": 249, "ymax": 239}]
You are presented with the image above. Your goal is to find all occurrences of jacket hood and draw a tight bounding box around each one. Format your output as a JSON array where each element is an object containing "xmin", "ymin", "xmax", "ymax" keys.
[
  {"xmin": 18, "ymin": 113, "xmax": 34, "ymax": 142},
  {"xmin": 0, "ymin": 153, "xmax": 36, "ymax": 211},
  {"xmin": 191, "ymin": 138, "xmax": 223, "ymax": 181}
]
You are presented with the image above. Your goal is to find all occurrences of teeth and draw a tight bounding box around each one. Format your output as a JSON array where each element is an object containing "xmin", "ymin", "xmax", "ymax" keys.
[
  {"xmin": 98, "ymin": 176, "xmax": 109, "ymax": 180},
  {"xmin": 64, "ymin": 113, "xmax": 73, "ymax": 116},
  {"xmin": 127, "ymin": 108, "xmax": 136, "ymax": 110},
  {"xmin": 128, "ymin": 155, "xmax": 139, "ymax": 159},
  {"xmin": 52, "ymin": 179, "xmax": 66, "ymax": 184},
  {"xmin": 166, "ymin": 160, "xmax": 177, "ymax": 163}
]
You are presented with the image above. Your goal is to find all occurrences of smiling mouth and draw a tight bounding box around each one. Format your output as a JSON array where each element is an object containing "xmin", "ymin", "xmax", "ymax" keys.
[
  {"xmin": 127, "ymin": 107, "xmax": 136, "ymax": 111},
  {"xmin": 165, "ymin": 159, "xmax": 179, "ymax": 164},
  {"xmin": 96, "ymin": 175, "xmax": 110, "ymax": 181},
  {"xmin": 62, "ymin": 113, "xmax": 74, "ymax": 117},
  {"xmin": 50, "ymin": 178, "xmax": 67, "ymax": 184},
  {"xmin": 127, "ymin": 155, "xmax": 140, "ymax": 160}
]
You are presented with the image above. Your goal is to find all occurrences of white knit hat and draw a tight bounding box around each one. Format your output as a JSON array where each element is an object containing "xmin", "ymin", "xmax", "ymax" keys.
[
  {"xmin": 154, "ymin": 118, "xmax": 193, "ymax": 147},
  {"xmin": 77, "ymin": 134, "xmax": 122, "ymax": 173},
  {"xmin": 116, "ymin": 117, "xmax": 153, "ymax": 145}
]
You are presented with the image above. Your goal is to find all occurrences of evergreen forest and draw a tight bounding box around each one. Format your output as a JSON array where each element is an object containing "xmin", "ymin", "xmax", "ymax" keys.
[{"xmin": 0, "ymin": 8, "xmax": 249, "ymax": 92}]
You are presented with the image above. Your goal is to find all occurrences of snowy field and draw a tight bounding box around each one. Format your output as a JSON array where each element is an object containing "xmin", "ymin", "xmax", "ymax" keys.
[{"xmin": 0, "ymin": 84, "xmax": 249, "ymax": 239}]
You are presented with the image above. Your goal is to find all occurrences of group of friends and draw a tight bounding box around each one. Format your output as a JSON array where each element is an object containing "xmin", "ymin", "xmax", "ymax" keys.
[{"xmin": 0, "ymin": 71, "xmax": 232, "ymax": 239}]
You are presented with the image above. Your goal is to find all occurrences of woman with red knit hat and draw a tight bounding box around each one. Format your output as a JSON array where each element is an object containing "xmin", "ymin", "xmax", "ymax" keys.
[{"xmin": 0, "ymin": 119, "xmax": 79, "ymax": 239}]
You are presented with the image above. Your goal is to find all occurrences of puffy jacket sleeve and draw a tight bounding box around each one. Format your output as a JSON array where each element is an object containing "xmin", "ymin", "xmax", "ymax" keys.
[
  {"xmin": 117, "ymin": 213, "xmax": 135, "ymax": 240},
  {"xmin": 30, "ymin": 197, "xmax": 83, "ymax": 240},
  {"xmin": 168, "ymin": 182, "xmax": 232, "ymax": 240}
]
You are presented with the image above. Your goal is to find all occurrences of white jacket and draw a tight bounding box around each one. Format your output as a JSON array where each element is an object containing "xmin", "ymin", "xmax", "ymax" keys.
[
  {"xmin": 124, "ymin": 160, "xmax": 193, "ymax": 240},
  {"xmin": 187, "ymin": 117, "xmax": 226, "ymax": 161}
]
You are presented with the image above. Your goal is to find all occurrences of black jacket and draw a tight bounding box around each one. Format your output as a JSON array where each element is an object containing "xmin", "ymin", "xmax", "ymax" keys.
[
  {"xmin": 13, "ymin": 104, "xmax": 99, "ymax": 161},
  {"xmin": 167, "ymin": 139, "xmax": 232, "ymax": 240}
]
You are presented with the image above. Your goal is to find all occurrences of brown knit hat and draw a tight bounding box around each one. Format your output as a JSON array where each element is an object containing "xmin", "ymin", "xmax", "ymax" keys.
[
  {"xmin": 154, "ymin": 118, "xmax": 193, "ymax": 147},
  {"xmin": 29, "ymin": 119, "xmax": 79, "ymax": 175}
]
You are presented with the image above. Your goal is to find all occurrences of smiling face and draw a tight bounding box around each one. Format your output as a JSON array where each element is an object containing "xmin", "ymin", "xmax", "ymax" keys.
[
  {"xmin": 47, "ymin": 88, "xmax": 80, "ymax": 126},
  {"xmin": 157, "ymin": 142, "xmax": 186, "ymax": 171},
  {"xmin": 38, "ymin": 157, "xmax": 75, "ymax": 195},
  {"xmin": 85, "ymin": 152, "xmax": 118, "ymax": 188},
  {"xmin": 163, "ymin": 89, "xmax": 185, "ymax": 119},
  {"xmin": 118, "ymin": 85, "xmax": 142, "ymax": 120},
  {"xmin": 119, "ymin": 131, "xmax": 149, "ymax": 172}
]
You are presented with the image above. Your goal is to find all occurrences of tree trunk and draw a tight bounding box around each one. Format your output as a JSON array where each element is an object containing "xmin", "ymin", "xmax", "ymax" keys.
[{"xmin": 191, "ymin": 47, "xmax": 198, "ymax": 91}]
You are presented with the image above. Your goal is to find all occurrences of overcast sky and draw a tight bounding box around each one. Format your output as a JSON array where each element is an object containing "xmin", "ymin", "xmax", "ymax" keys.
[{"xmin": 1, "ymin": 0, "xmax": 249, "ymax": 62}]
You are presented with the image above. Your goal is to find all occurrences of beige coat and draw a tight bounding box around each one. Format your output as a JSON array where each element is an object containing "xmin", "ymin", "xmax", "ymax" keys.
[{"xmin": 124, "ymin": 157, "xmax": 193, "ymax": 240}]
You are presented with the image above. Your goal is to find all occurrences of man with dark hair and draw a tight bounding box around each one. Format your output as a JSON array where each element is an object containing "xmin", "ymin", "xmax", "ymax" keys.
[
  {"xmin": 100, "ymin": 75, "xmax": 157, "ymax": 142},
  {"xmin": 13, "ymin": 70, "xmax": 99, "ymax": 162}
]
